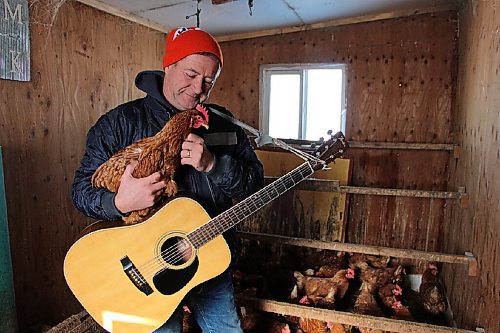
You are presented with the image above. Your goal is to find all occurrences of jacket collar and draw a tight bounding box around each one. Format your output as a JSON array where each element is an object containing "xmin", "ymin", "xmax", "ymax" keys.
[{"xmin": 135, "ymin": 70, "xmax": 179, "ymax": 117}]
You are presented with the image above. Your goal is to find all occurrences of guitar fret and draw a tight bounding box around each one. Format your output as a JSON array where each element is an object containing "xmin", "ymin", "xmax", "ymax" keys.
[{"xmin": 189, "ymin": 162, "xmax": 315, "ymax": 248}]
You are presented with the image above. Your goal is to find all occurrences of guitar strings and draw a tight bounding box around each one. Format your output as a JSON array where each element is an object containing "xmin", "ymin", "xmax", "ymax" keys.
[
  {"xmin": 135, "ymin": 164, "xmax": 313, "ymax": 279},
  {"xmin": 134, "ymin": 165, "xmax": 311, "ymax": 280},
  {"xmin": 136, "ymin": 165, "xmax": 311, "ymax": 280}
]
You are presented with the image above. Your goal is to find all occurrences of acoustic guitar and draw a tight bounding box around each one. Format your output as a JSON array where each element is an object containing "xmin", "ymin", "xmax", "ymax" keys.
[{"xmin": 64, "ymin": 132, "xmax": 347, "ymax": 333}]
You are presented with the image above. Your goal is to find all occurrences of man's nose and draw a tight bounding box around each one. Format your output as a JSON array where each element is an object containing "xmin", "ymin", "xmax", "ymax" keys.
[{"xmin": 192, "ymin": 77, "xmax": 203, "ymax": 94}]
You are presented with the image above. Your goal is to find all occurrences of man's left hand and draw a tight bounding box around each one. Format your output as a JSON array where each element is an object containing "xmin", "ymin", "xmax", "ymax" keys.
[{"xmin": 181, "ymin": 133, "xmax": 214, "ymax": 172}]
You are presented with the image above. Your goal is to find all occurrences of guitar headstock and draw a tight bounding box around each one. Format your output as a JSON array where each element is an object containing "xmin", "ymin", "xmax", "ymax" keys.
[{"xmin": 311, "ymin": 131, "xmax": 348, "ymax": 170}]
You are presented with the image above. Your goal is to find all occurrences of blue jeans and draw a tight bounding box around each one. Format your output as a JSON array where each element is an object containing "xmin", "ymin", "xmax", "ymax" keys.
[{"xmin": 154, "ymin": 270, "xmax": 243, "ymax": 333}]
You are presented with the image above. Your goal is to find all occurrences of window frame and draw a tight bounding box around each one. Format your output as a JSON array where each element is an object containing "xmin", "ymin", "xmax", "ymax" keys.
[{"xmin": 259, "ymin": 63, "xmax": 347, "ymax": 141}]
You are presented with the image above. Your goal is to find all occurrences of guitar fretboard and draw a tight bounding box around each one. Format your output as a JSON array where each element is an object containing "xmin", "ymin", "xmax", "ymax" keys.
[{"xmin": 188, "ymin": 161, "xmax": 315, "ymax": 248}]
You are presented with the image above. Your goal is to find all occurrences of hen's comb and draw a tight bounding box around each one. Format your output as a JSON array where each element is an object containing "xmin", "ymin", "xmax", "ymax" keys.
[
  {"xmin": 393, "ymin": 285, "xmax": 403, "ymax": 296},
  {"xmin": 392, "ymin": 301, "xmax": 403, "ymax": 309},
  {"xmin": 196, "ymin": 104, "xmax": 209, "ymax": 122}
]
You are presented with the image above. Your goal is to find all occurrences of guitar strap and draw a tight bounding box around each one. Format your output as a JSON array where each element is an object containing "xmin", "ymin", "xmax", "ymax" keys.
[
  {"xmin": 208, "ymin": 106, "xmax": 323, "ymax": 164},
  {"xmin": 208, "ymin": 106, "xmax": 272, "ymax": 147}
]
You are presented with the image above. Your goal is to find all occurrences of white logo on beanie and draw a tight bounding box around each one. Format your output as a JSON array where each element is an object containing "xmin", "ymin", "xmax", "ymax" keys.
[{"xmin": 173, "ymin": 27, "xmax": 200, "ymax": 40}]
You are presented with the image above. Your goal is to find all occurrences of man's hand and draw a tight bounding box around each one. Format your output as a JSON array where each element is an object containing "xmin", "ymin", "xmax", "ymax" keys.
[
  {"xmin": 114, "ymin": 160, "xmax": 166, "ymax": 214},
  {"xmin": 181, "ymin": 133, "xmax": 214, "ymax": 172}
]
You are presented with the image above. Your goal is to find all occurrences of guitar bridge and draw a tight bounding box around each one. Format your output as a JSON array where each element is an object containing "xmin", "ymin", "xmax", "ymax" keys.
[{"xmin": 120, "ymin": 256, "xmax": 153, "ymax": 295}]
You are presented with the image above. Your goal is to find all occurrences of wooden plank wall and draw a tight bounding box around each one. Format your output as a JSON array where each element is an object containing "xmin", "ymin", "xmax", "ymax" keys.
[
  {"xmin": 0, "ymin": 1, "xmax": 165, "ymax": 329},
  {"xmin": 211, "ymin": 11, "xmax": 458, "ymax": 252},
  {"xmin": 443, "ymin": 1, "xmax": 499, "ymax": 331},
  {"xmin": 0, "ymin": 2, "xmax": 468, "ymax": 330}
]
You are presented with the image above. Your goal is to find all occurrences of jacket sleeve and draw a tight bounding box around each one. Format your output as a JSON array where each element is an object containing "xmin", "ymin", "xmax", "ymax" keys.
[
  {"xmin": 71, "ymin": 112, "xmax": 127, "ymax": 221},
  {"xmin": 205, "ymin": 124, "xmax": 264, "ymax": 201}
]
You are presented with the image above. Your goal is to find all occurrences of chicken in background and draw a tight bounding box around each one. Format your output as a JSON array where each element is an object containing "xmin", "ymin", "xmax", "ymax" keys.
[
  {"xmin": 302, "ymin": 250, "xmax": 347, "ymax": 272},
  {"xmin": 348, "ymin": 253, "xmax": 390, "ymax": 269},
  {"xmin": 358, "ymin": 263, "xmax": 405, "ymax": 292},
  {"xmin": 377, "ymin": 283, "xmax": 403, "ymax": 310},
  {"xmin": 390, "ymin": 300, "xmax": 417, "ymax": 322},
  {"xmin": 293, "ymin": 269, "xmax": 355, "ymax": 308},
  {"xmin": 297, "ymin": 318, "xmax": 339, "ymax": 333},
  {"xmin": 419, "ymin": 263, "xmax": 448, "ymax": 315},
  {"xmin": 353, "ymin": 283, "xmax": 384, "ymax": 333},
  {"xmin": 91, "ymin": 105, "xmax": 210, "ymax": 224},
  {"xmin": 328, "ymin": 322, "xmax": 349, "ymax": 333},
  {"xmin": 239, "ymin": 306, "xmax": 291, "ymax": 333},
  {"xmin": 376, "ymin": 283, "xmax": 417, "ymax": 321}
]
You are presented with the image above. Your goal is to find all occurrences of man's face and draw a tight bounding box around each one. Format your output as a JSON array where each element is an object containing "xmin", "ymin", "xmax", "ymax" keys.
[{"xmin": 163, "ymin": 53, "xmax": 221, "ymax": 111}]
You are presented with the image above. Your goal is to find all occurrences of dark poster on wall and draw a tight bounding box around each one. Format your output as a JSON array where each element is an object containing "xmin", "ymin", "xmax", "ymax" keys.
[{"xmin": 1, "ymin": 0, "xmax": 30, "ymax": 81}]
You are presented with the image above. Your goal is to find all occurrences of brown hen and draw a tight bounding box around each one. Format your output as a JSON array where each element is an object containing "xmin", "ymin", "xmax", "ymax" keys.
[
  {"xmin": 377, "ymin": 283, "xmax": 403, "ymax": 309},
  {"xmin": 358, "ymin": 263, "xmax": 404, "ymax": 293},
  {"xmin": 91, "ymin": 106, "xmax": 209, "ymax": 224},
  {"xmin": 353, "ymin": 283, "xmax": 384, "ymax": 333},
  {"xmin": 298, "ymin": 318, "xmax": 330, "ymax": 333},
  {"xmin": 302, "ymin": 250, "xmax": 347, "ymax": 271},
  {"xmin": 293, "ymin": 268, "xmax": 355, "ymax": 308},
  {"xmin": 419, "ymin": 263, "xmax": 447, "ymax": 315},
  {"xmin": 349, "ymin": 253, "xmax": 390, "ymax": 269},
  {"xmin": 391, "ymin": 300, "xmax": 417, "ymax": 322}
]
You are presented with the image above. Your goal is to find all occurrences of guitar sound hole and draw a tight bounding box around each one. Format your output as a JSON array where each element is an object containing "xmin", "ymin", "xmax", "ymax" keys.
[{"xmin": 161, "ymin": 236, "xmax": 193, "ymax": 266}]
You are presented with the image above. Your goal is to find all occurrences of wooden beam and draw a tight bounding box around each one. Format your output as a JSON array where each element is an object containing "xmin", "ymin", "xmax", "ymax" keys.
[
  {"xmin": 237, "ymin": 232, "xmax": 479, "ymax": 276},
  {"xmin": 253, "ymin": 137, "xmax": 459, "ymax": 152},
  {"xmin": 217, "ymin": 3, "xmax": 457, "ymax": 42},
  {"xmin": 75, "ymin": 0, "xmax": 170, "ymax": 33},
  {"xmin": 347, "ymin": 141, "xmax": 457, "ymax": 151},
  {"xmin": 237, "ymin": 297, "xmax": 479, "ymax": 333},
  {"xmin": 264, "ymin": 177, "xmax": 465, "ymax": 200}
]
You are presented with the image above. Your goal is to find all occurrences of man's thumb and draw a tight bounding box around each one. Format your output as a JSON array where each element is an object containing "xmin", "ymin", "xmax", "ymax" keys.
[{"xmin": 125, "ymin": 160, "xmax": 138, "ymax": 174}]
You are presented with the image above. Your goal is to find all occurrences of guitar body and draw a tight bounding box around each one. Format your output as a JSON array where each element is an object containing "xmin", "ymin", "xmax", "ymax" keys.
[{"xmin": 64, "ymin": 197, "xmax": 231, "ymax": 333}]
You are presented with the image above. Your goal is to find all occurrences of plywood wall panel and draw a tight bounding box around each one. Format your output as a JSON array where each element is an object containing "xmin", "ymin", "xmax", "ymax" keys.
[
  {"xmin": 212, "ymin": 12, "xmax": 457, "ymax": 256},
  {"xmin": 0, "ymin": 1, "xmax": 165, "ymax": 328},
  {"xmin": 442, "ymin": 1, "xmax": 499, "ymax": 331},
  {"xmin": 0, "ymin": 3, "xmax": 464, "ymax": 329},
  {"xmin": 214, "ymin": 12, "xmax": 458, "ymax": 143}
]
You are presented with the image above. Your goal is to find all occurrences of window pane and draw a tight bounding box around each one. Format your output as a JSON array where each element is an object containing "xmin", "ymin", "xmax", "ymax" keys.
[
  {"xmin": 305, "ymin": 69, "xmax": 343, "ymax": 140},
  {"xmin": 269, "ymin": 74, "xmax": 300, "ymax": 139}
]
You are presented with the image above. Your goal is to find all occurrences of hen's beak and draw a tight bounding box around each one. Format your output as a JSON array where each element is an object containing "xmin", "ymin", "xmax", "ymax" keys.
[{"xmin": 201, "ymin": 123, "xmax": 209, "ymax": 129}]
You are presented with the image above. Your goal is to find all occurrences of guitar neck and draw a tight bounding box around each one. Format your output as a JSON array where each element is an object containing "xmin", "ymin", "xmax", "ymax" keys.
[{"xmin": 188, "ymin": 161, "xmax": 315, "ymax": 248}]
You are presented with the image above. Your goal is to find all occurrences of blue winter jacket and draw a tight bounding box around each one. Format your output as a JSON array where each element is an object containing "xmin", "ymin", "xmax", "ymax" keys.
[{"xmin": 71, "ymin": 70, "xmax": 264, "ymax": 223}]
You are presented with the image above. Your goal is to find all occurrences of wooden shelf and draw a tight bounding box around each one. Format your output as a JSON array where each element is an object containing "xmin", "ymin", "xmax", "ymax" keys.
[
  {"xmin": 264, "ymin": 177, "xmax": 469, "ymax": 207},
  {"xmin": 347, "ymin": 141, "xmax": 458, "ymax": 153},
  {"xmin": 253, "ymin": 136, "xmax": 460, "ymax": 157},
  {"xmin": 237, "ymin": 296, "xmax": 482, "ymax": 333},
  {"xmin": 237, "ymin": 231, "xmax": 479, "ymax": 277}
]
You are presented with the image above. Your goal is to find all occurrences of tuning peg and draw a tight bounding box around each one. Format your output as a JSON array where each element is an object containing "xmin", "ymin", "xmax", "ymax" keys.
[
  {"xmin": 310, "ymin": 143, "xmax": 316, "ymax": 149},
  {"xmin": 327, "ymin": 129, "xmax": 332, "ymax": 135},
  {"xmin": 319, "ymin": 137, "xmax": 324, "ymax": 142}
]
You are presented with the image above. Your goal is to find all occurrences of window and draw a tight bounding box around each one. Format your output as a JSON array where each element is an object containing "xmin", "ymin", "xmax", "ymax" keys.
[{"xmin": 260, "ymin": 64, "xmax": 346, "ymax": 141}]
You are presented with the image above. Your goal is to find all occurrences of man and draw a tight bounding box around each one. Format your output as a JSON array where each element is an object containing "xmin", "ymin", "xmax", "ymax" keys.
[{"xmin": 71, "ymin": 27, "xmax": 263, "ymax": 332}]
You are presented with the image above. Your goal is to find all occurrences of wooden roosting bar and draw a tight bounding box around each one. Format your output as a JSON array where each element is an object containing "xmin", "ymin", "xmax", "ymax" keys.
[
  {"xmin": 237, "ymin": 297, "xmax": 484, "ymax": 333},
  {"xmin": 264, "ymin": 177, "xmax": 470, "ymax": 208},
  {"xmin": 237, "ymin": 231, "xmax": 478, "ymax": 277}
]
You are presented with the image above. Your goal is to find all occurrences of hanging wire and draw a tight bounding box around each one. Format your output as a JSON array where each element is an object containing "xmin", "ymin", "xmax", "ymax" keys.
[
  {"xmin": 248, "ymin": 0, "xmax": 253, "ymax": 16},
  {"xmin": 185, "ymin": 0, "xmax": 202, "ymax": 27}
]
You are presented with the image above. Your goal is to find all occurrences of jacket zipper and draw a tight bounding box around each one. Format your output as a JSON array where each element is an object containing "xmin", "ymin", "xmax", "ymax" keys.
[{"xmin": 205, "ymin": 174, "xmax": 220, "ymax": 212}]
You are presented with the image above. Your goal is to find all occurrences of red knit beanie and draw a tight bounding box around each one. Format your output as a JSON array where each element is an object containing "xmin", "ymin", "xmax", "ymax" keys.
[{"xmin": 163, "ymin": 27, "xmax": 223, "ymax": 69}]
